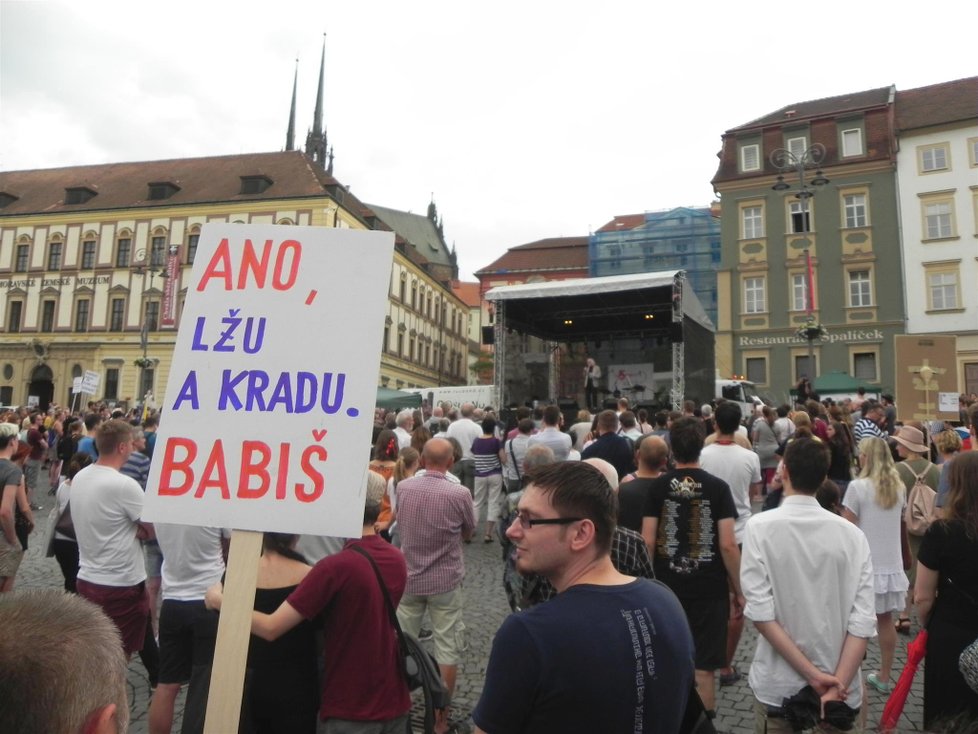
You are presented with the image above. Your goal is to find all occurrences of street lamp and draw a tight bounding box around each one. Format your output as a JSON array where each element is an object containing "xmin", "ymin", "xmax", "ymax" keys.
[
  {"xmin": 772, "ymin": 143, "xmax": 830, "ymax": 384},
  {"xmin": 131, "ymin": 246, "xmax": 175, "ymax": 409}
]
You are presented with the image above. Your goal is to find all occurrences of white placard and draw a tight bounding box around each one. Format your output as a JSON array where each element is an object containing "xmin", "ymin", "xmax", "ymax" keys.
[
  {"xmin": 72, "ymin": 377, "xmax": 83, "ymax": 394},
  {"xmin": 142, "ymin": 223, "xmax": 394, "ymax": 537},
  {"xmin": 938, "ymin": 392, "xmax": 959, "ymax": 414},
  {"xmin": 27, "ymin": 395, "xmax": 39, "ymax": 408},
  {"xmin": 80, "ymin": 370, "xmax": 101, "ymax": 395}
]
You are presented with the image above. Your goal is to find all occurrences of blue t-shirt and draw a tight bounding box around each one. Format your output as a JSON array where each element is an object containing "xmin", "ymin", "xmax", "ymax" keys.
[
  {"xmin": 473, "ymin": 579, "xmax": 694, "ymax": 734},
  {"xmin": 77, "ymin": 435, "xmax": 98, "ymax": 460}
]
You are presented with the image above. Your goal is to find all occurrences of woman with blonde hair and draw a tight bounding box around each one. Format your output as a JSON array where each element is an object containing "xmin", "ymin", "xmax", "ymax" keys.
[{"xmin": 842, "ymin": 436, "xmax": 908, "ymax": 694}]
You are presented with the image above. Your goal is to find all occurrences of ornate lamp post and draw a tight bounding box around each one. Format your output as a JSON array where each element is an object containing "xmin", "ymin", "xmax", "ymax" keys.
[
  {"xmin": 771, "ymin": 144, "xmax": 830, "ymax": 383},
  {"xmin": 131, "ymin": 247, "xmax": 174, "ymax": 409}
]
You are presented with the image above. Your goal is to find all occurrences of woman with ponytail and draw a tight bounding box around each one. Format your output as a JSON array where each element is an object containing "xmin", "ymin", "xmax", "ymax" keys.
[{"xmin": 368, "ymin": 429, "xmax": 399, "ymax": 539}]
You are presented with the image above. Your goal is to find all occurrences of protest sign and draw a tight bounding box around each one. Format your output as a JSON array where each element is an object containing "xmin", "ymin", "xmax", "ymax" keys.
[
  {"xmin": 72, "ymin": 377, "xmax": 83, "ymax": 394},
  {"xmin": 79, "ymin": 370, "xmax": 100, "ymax": 395},
  {"xmin": 143, "ymin": 223, "xmax": 394, "ymax": 537}
]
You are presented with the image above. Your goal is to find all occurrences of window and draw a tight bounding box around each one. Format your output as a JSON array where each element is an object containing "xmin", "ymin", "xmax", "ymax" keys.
[
  {"xmin": 791, "ymin": 273, "xmax": 809, "ymax": 312},
  {"xmin": 150, "ymin": 236, "xmax": 166, "ymax": 267},
  {"xmin": 116, "ymin": 238, "xmax": 131, "ymax": 268},
  {"xmin": 397, "ymin": 332, "xmax": 404, "ymax": 356},
  {"xmin": 848, "ymin": 270, "xmax": 872, "ymax": 307},
  {"xmin": 144, "ymin": 301, "xmax": 160, "ymax": 331},
  {"xmin": 74, "ymin": 298, "xmax": 90, "ymax": 332},
  {"xmin": 109, "ymin": 298, "xmax": 126, "ymax": 331},
  {"xmin": 923, "ymin": 200, "xmax": 954, "ymax": 239},
  {"xmin": 843, "ymin": 194, "xmax": 867, "ymax": 228},
  {"xmin": 399, "ymin": 274, "xmax": 406, "ymax": 302},
  {"xmin": 789, "ymin": 201, "xmax": 811, "ymax": 233},
  {"xmin": 410, "ymin": 337, "xmax": 416, "ymax": 361},
  {"xmin": 48, "ymin": 242, "xmax": 62, "ymax": 271},
  {"xmin": 853, "ymin": 352, "xmax": 877, "ymax": 381},
  {"xmin": 794, "ymin": 354, "xmax": 817, "ymax": 382},
  {"xmin": 64, "ymin": 187, "xmax": 96, "ymax": 205},
  {"xmin": 239, "ymin": 175, "xmax": 273, "ymax": 194},
  {"xmin": 928, "ymin": 269, "xmax": 959, "ymax": 310},
  {"xmin": 411, "ymin": 281, "xmax": 418, "ymax": 310},
  {"xmin": 787, "ymin": 136, "xmax": 808, "ymax": 158},
  {"xmin": 743, "ymin": 277, "xmax": 766, "ymax": 313},
  {"xmin": 140, "ymin": 369, "xmax": 154, "ymax": 400},
  {"xmin": 382, "ymin": 325, "xmax": 389, "ymax": 353},
  {"xmin": 742, "ymin": 206, "xmax": 764, "ymax": 239},
  {"xmin": 970, "ymin": 137, "xmax": 978, "ymax": 167},
  {"xmin": 187, "ymin": 233, "xmax": 199, "ymax": 264},
  {"xmin": 745, "ymin": 357, "xmax": 767, "ymax": 385},
  {"xmin": 426, "ymin": 292, "xmax": 432, "ymax": 318},
  {"xmin": 608, "ymin": 244, "xmax": 622, "ymax": 269},
  {"xmin": 919, "ymin": 144, "xmax": 950, "ymax": 172},
  {"xmin": 81, "ymin": 240, "xmax": 96, "ymax": 269},
  {"xmin": 41, "ymin": 300, "xmax": 55, "ymax": 332},
  {"xmin": 15, "ymin": 244, "xmax": 29, "ymax": 272},
  {"xmin": 740, "ymin": 144, "xmax": 760, "ymax": 172},
  {"xmin": 425, "ymin": 344, "xmax": 431, "ymax": 365},
  {"xmin": 841, "ymin": 129, "xmax": 863, "ymax": 157},
  {"xmin": 7, "ymin": 301, "xmax": 23, "ymax": 332},
  {"xmin": 104, "ymin": 368, "xmax": 120, "ymax": 400}
]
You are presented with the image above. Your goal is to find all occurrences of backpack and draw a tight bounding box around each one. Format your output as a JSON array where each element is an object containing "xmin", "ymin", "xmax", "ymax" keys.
[{"xmin": 901, "ymin": 462, "xmax": 937, "ymax": 537}]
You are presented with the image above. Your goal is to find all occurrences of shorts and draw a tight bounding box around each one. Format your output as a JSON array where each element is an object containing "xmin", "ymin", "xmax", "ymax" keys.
[
  {"xmin": 0, "ymin": 535, "xmax": 24, "ymax": 577},
  {"xmin": 143, "ymin": 540, "xmax": 163, "ymax": 578},
  {"xmin": 396, "ymin": 586, "xmax": 466, "ymax": 665},
  {"xmin": 681, "ymin": 596, "xmax": 728, "ymax": 670},
  {"xmin": 77, "ymin": 579, "xmax": 150, "ymax": 656},
  {"xmin": 158, "ymin": 599, "xmax": 218, "ymax": 684}
]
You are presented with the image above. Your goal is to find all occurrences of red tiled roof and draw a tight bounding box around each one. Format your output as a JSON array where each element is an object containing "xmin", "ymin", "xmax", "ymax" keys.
[
  {"xmin": 452, "ymin": 281, "xmax": 481, "ymax": 307},
  {"xmin": 895, "ymin": 76, "xmax": 978, "ymax": 131},
  {"xmin": 595, "ymin": 214, "xmax": 646, "ymax": 233},
  {"xmin": 475, "ymin": 236, "xmax": 589, "ymax": 275},
  {"xmin": 0, "ymin": 151, "xmax": 344, "ymax": 216}
]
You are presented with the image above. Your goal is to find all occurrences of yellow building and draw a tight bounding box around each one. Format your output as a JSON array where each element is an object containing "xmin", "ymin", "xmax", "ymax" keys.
[{"xmin": 0, "ymin": 151, "xmax": 468, "ymax": 410}]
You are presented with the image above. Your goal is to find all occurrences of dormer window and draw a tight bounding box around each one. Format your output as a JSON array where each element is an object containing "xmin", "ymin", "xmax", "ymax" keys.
[
  {"xmin": 239, "ymin": 175, "xmax": 273, "ymax": 195},
  {"xmin": 0, "ymin": 192, "xmax": 18, "ymax": 208},
  {"xmin": 65, "ymin": 186, "xmax": 97, "ymax": 205},
  {"xmin": 148, "ymin": 182, "xmax": 180, "ymax": 200}
]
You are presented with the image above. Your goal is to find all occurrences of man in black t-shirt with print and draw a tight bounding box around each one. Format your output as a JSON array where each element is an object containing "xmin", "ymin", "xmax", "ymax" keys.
[{"xmin": 641, "ymin": 416, "xmax": 743, "ymax": 718}]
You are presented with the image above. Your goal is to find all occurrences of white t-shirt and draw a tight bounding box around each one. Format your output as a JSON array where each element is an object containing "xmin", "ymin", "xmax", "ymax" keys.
[
  {"xmin": 446, "ymin": 418, "xmax": 482, "ymax": 460},
  {"xmin": 527, "ymin": 426, "xmax": 572, "ymax": 462},
  {"xmin": 72, "ymin": 464, "xmax": 146, "ymax": 587},
  {"xmin": 700, "ymin": 442, "xmax": 761, "ymax": 544},
  {"xmin": 155, "ymin": 523, "xmax": 227, "ymax": 600}
]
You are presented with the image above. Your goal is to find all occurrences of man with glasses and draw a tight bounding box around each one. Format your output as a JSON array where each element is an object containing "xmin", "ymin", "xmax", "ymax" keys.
[{"xmin": 473, "ymin": 462, "xmax": 694, "ymax": 734}]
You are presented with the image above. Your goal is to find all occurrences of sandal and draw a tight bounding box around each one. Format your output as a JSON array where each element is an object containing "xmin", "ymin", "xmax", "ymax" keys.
[{"xmin": 895, "ymin": 617, "xmax": 911, "ymax": 635}]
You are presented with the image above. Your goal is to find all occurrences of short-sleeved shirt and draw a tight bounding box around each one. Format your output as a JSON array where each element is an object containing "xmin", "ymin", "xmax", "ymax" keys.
[
  {"xmin": 0, "ymin": 459, "xmax": 25, "ymax": 536},
  {"xmin": 27, "ymin": 427, "xmax": 46, "ymax": 460},
  {"xmin": 699, "ymin": 442, "xmax": 761, "ymax": 544},
  {"xmin": 473, "ymin": 579, "xmax": 694, "ymax": 734},
  {"xmin": 643, "ymin": 468, "xmax": 737, "ymax": 599},
  {"xmin": 155, "ymin": 524, "xmax": 226, "ymax": 600},
  {"xmin": 71, "ymin": 464, "xmax": 146, "ymax": 587},
  {"xmin": 617, "ymin": 477, "xmax": 655, "ymax": 533},
  {"xmin": 918, "ymin": 520, "xmax": 978, "ymax": 629},
  {"xmin": 287, "ymin": 536, "xmax": 411, "ymax": 722},
  {"xmin": 527, "ymin": 427, "xmax": 572, "ymax": 462},
  {"xmin": 471, "ymin": 436, "xmax": 503, "ymax": 476}
]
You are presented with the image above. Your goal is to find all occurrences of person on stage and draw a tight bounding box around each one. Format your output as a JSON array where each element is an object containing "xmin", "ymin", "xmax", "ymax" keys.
[{"xmin": 584, "ymin": 358, "xmax": 602, "ymax": 412}]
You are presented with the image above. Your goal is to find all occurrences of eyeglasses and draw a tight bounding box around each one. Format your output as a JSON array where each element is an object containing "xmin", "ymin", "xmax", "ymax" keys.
[{"xmin": 514, "ymin": 513, "xmax": 583, "ymax": 529}]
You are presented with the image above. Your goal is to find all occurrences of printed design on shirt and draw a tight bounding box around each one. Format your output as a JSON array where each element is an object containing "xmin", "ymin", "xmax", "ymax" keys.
[
  {"xmin": 621, "ymin": 606, "xmax": 658, "ymax": 734},
  {"xmin": 657, "ymin": 476, "xmax": 716, "ymax": 574}
]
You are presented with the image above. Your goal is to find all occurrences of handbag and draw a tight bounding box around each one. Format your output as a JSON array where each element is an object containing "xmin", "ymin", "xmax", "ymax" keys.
[
  {"xmin": 349, "ymin": 544, "xmax": 450, "ymax": 732},
  {"xmin": 42, "ymin": 505, "xmax": 60, "ymax": 557},
  {"xmin": 54, "ymin": 499, "xmax": 76, "ymax": 540}
]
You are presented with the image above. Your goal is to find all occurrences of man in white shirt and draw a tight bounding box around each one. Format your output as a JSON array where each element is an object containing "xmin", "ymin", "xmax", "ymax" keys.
[
  {"xmin": 393, "ymin": 409, "xmax": 414, "ymax": 450},
  {"xmin": 741, "ymin": 437, "xmax": 875, "ymax": 732},
  {"xmin": 700, "ymin": 401, "xmax": 762, "ymax": 688},
  {"xmin": 772, "ymin": 405, "xmax": 795, "ymax": 445},
  {"xmin": 445, "ymin": 402, "xmax": 482, "ymax": 491},
  {"xmin": 71, "ymin": 419, "xmax": 153, "ymax": 659},
  {"xmin": 502, "ymin": 418, "xmax": 534, "ymax": 493},
  {"xmin": 147, "ymin": 523, "xmax": 227, "ymax": 734},
  {"xmin": 527, "ymin": 405, "xmax": 572, "ymax": 462}
]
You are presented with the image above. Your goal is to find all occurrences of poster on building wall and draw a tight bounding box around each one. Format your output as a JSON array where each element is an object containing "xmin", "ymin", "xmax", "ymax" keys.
[
  {"xmin": 161, "ymin": 248, "xmax": 180, "ymax": 327},
  {"xmin": 142, "ymin": 223, "xmax": 394, "ymax": 537},
  {"xmin": 607, "ymin": 363, "xmax": 655, "ymax": 402},
  {"xmin": 893, "ymin": 335, "xmax": 959, "ymax": 423}
]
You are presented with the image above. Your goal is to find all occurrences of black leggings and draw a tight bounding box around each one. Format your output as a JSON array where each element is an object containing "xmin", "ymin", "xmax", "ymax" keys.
[{"xmin": 52, "ymin": 539, "xmax": 79, "ymax": 593}]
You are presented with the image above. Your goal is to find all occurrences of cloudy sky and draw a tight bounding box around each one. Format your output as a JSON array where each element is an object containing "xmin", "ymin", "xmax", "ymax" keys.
[{"xmin": 2, "ymin": 0, "xmax": 975, "ymax": 280}]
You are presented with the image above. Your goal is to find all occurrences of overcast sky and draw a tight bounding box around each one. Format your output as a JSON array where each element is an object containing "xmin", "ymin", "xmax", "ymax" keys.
[{"xmin": 2, "ymin": 0, "xmax": 975, "ymax": 280}]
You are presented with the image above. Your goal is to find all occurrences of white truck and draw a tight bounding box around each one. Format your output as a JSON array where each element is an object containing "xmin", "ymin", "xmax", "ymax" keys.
[
  {"xmin": 404, "ymin": 385, "xmax": 495, "ymax": 412},
  {"xmin": 715, "ymin": 378, "xmax": 763, "ymax": 420}
]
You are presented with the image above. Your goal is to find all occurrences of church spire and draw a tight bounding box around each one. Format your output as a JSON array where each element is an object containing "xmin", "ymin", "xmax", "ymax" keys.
[
  {"xmin": 305, "ymin": 35, "xmax": 329, "ymax": 168},
  {"xmin": 285, "ymin": 59, "xmax": 298, "ymax": 151}
]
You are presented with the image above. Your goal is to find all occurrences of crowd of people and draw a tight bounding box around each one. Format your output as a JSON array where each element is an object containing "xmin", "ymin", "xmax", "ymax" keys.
[{"xmin": 1, "ymin": 390, "xmax": 977, "ymax": 733}]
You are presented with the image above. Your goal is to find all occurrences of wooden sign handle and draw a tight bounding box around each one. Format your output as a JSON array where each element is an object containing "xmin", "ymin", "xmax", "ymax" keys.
[{"xmin": 203, "ymin": 529, "xmax": 263, "ymax": 733}]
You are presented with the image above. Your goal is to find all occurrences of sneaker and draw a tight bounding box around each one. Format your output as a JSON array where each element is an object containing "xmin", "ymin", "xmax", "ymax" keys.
[
  {"xmin": 867, "ymin": 672, "xmax": 893, "ymax": 694},
  {"xmin": 718, "ymin": 668, "xmax": 742, "ymax": 687},
  {"xmin": 418, "ymin": 627, "xmax": 433, "ymax": 641}
]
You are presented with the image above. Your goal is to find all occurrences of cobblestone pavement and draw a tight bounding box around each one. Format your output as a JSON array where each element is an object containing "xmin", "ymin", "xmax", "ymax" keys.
[{"xmin": 16, "ymin": 493, "xmax": 926, "ymax": 733}]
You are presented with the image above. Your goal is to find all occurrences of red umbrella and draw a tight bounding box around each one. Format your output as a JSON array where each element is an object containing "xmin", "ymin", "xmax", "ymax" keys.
[{"xmin": 879, "ymin": 628, "xmax": 928, "ymax": 733}]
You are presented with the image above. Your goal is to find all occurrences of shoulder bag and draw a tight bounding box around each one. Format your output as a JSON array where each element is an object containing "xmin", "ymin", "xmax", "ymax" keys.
[
  {"xmin": 54, "ymin": 499, "xmax": 76, "ymax": 540},
  {"xmin": 349, "ymin": 544, "xmax": 450, "ymax": 732}
]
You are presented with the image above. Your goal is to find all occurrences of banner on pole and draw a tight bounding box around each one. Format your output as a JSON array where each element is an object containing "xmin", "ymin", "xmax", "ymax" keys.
[{"xmin": 143, "ymin": 223, "xmax": 394, "ymax": 537}]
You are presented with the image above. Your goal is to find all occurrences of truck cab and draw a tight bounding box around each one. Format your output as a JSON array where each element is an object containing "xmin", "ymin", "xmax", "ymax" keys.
[{"xmin": 715, "ymin": 379, "xmax": 761, "ymax": 421}]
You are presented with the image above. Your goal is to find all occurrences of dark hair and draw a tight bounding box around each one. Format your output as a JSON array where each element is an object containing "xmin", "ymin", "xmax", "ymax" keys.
[
  {"xmin": 518, "ymin": 418, "xmax": 534, "ymax": 434},
  {"xmin": 670, "ymin": 417, "xmax": 704, "ymax": 463},
  {"xmin": 782, "ymin": 438, "xmax": 829, "ymax": 493},
  {"xmin": 714, "ymin": 401, "xmax": 742, "ymax": 434},
  {"xmin": 481, "ymin": 416, "xmax": 497, "ymax": 435},
  {"xmin": 542, "ymin": 405, "xmax": 561, "ymax": 426},
  {"xmin": 945, "ymin": 451, "xmax": 978, "ymax": 536},
  {"xmin": 373, "ymin": 429, "xmax": 399, "ymax": 462},
  {"xmin": 94, "ymin": 419, "xmax": 134, "ymax": 457},
  {"xmin": 597, "ymin": 410, "xmax": 618, "ymax": 433},
  {"xmin": 654, "ymin": 410, "xmax": 668, "ymax": 428},
  {"xmin": 410, "ymin": 425, "xmax": 431, "ymax": 454},
  {"xmin": 524, "ymin": 461, "xmax": 617, "ymax": 555},
  {"xmin": 262, "ymin": 533, "xmax": 308, "ymax": 564},
  {"xmin": 619, "ymin": 411, "xmax": 637, "ymax": 429},
  {"xmin": 66, "ymin": 452, "xmax": 93, "ymax": 480},
  {"xmin": 83, "ymin": 413, "xmax": 101, "ymax": 431},
  {"xmin": 815, "ymin": 479, "xmax": 841, "ymax": 514}
]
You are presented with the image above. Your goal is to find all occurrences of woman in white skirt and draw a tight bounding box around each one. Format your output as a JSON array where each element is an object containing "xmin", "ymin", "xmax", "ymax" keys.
[{"xmin": 842, "ymin": 436, "xmax": 909, "ymax": 694}]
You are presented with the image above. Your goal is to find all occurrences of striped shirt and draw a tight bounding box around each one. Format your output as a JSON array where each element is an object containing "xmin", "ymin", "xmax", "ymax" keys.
[
  {"xmin": 396, "ymin": 470, "xmax": 476, "ymax": 596},
  {"xmin": 472, "ymin": 436, "xmax": 503, "ymax": 477}
]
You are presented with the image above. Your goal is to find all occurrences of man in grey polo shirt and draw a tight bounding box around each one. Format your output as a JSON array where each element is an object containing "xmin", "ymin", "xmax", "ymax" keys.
[{"xmin": 527, "ymin": 405, "xmax": 572, "ymax": 462}]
